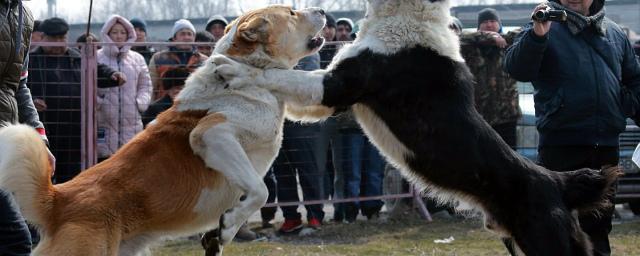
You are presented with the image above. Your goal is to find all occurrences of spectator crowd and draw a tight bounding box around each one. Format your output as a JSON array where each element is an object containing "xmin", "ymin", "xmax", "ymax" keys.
[
  {"xmin": 3, "ymin": 1, "xmax": 640, "ymax": 255},
  {"xmin": 22, "ymin": 10, "xmax": 388, "ymax": 244}
]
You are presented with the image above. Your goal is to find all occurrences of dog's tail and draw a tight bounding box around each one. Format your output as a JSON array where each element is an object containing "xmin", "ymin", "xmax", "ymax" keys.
[
  {"xmin": 0, "ymin": 124, "xmax": 55, "ymax": 226},
  {"xmin": 560, "ymin": 166, "xmax": 621, "ymax": 213}
]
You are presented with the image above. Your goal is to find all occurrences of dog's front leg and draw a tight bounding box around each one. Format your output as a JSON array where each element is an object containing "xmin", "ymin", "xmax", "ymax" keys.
[
  {"xmin": 212, "ymin": 54, "xmax": 327, "ymax": 107},
  {"xmin": 190, "ymin": 114, "xmax": 269, "ymax": 254}
]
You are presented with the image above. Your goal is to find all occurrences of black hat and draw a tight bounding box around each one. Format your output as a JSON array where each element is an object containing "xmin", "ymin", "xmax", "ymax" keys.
[
  {"xmin": 40, "ymin": 17, "xmax": 69, "ymax": 36},
  {"xmin": 325, "ymin": 13, "xmax": 336, "ymax": 28},
  {"xmin": 205, "ymin": 15, "xmax": 229, "ymax": 32},
  {"xmin": 33, "ymin": 20, "xmax": 42, "ymax": 32},
  {"xmin": 195, "ymin": 31, "xmax": 214, "ymax": 42},
  {"xmin": 76, "ymin": 32, "xmax": 99, "ymax": 43},
  {"xmin": 477, "ymin": 8, "xmax": 500, "ymax": 28},
  {"xmin": 130, "ymin": 17, "xmax": 147, "ymax": 33}
]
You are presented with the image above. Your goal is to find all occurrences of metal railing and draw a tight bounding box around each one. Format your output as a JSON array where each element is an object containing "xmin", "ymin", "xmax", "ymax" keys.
[{"xmin": 28, "ymin": 40, "xmax": 434, "ymax": 221}]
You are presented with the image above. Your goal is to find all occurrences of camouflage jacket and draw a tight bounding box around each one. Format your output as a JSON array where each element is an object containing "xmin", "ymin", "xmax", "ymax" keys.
[{"xmin": 460, "ymin": 30, "xmax": 522, "ymax": 126}]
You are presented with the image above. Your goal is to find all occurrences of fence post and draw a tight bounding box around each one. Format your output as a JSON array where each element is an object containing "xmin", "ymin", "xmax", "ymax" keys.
[
  {"xmin": 80, "ymin": 42, "xmax": 97, "ymax": 169},
  {"xmin": 412, "ymin": 185, "xmax": 432, "ymax": 221}
]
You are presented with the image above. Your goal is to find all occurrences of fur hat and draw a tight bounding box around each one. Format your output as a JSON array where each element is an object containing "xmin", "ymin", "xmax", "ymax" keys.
[
  {"xmin": 205, "ymin": 15, "xmax": 229, "ymax": 31},
  {"xmin": 171, "ymin": 19, "xmax": 196, "ymax": 38},
  {"xmin": 477, "ymin": 8, "xmax": 501, "ymax": 27}
]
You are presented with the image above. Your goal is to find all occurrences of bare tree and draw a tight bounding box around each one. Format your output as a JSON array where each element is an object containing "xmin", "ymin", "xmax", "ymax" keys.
[{"xmin": 91, "ymin": 0, "xmax": 369, "ymax": 22}]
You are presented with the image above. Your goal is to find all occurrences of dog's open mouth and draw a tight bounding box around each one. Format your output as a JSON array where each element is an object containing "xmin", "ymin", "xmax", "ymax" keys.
[{"xmin": 307, "ymin": 35, "xmax": 325, "ymax": 50}]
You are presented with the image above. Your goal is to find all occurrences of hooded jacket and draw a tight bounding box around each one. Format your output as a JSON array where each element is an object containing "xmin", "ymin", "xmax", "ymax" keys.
[
  {"xmin": 0, "ymin": 0, "xmax": 41, "ymax": 129},
  {"xmin": 504, "ymin": 0, "xmax": 640, "ymax": 147},
  {"xmin": 96, "ymin": 14, "xmax": 152, "ymax": 157}
]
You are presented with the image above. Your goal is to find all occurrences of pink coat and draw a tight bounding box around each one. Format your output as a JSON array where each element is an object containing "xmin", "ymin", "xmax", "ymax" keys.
[{"xmin": 97, "ymin": 15, "xmax": 152, "ymax": 158}]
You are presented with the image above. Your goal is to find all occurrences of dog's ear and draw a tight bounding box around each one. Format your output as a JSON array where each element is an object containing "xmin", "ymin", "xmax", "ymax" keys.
[{"xmin": 237, "ymin": 17, "xmax": 269, "ymax": 42}]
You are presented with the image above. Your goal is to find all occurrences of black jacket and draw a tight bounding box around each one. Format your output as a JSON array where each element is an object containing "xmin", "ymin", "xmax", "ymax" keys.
[
  {"xmin": 0, "ymin": 0, "xmax": 34, "ymax": 124},
  {"xmin": 142, "ymin": 94, "xmax": 172, "ymax": 127},
  {"xmin": 504, "ymin": 19, "xmax": 640, "ymax": 147}
]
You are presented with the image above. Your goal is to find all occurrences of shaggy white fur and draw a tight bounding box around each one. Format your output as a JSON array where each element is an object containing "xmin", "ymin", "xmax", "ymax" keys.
[
  {"xmin": 213, "ymin": 0, "xmax": 460, "ymax": 194},
  {"xmin": 178, "ymin": 6, "xmax": 327, "ymax": 254}
]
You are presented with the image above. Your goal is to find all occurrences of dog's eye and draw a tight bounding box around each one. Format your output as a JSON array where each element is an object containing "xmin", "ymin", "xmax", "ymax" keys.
[{"xmin": 290, "ymin": 10, "xmax": 295, "ymax": 16}]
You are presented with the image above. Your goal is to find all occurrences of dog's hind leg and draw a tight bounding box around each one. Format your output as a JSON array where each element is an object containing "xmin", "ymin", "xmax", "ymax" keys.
[
  {"xmin": 512, "ymin": 209, "xmax": 592, "ymax": 256},
  {"xmin": 190, "ymin": 114, "xmax": 269, "ymax": 251},
  {"xmin": 33, "ymin": 224, "xmax": 120, "ymax": 256},
  {"xmin": 119, "ymin": 234, "xmax": 156, "ymax": 256}
]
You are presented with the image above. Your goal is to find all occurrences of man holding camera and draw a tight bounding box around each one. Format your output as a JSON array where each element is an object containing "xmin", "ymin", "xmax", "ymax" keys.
[{"xmin": 505, "ymin": 0, "xmax": 640, "ymax": 255}]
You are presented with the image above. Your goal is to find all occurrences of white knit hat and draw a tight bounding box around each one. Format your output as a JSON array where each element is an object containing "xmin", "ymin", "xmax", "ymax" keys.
[
  {"xmin": 171, "ymin": 19, "xmax": 196, "ymax": 38},
  {"xmin": 336, "ymin": 18, "xmax": 354, "ymax": 30}
]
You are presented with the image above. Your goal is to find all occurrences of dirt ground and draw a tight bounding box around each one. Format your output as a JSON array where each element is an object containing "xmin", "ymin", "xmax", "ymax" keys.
[{"xmin": 152, "ymin": 206, "xmax": 640, "ymax": 256}]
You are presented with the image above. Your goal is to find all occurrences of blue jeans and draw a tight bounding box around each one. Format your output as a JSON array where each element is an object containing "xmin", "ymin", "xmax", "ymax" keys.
[
  {"xmin": 0, "ymin": 190, "xmax": 32, "ymax": 256},
  {"xmin": 272, "ymin": 122, "xmax": 329, "ymax": 221},
  {"xmin": 339, "ymin": 131, "xmax": 385, "ymax": 220}
]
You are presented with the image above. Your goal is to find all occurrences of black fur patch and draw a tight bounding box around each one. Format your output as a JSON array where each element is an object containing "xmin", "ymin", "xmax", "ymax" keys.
[{"xmin": 319, "ymin": 45, "xmax": 617, "ymax": 255}]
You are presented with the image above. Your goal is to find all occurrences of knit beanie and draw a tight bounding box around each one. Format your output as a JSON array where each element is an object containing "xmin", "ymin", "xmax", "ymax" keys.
[
  {"xmin": 171, "ymin": 19, "xmax": 196, "ymax": 38},
  {"xmin": 325, "ymin": 13, "xmax": 336, "ymax": 28},
  {"xmin": 336, "ymin": 18, "xmax": 354, "ymax": 31},
  {"xmin": 205, "ymin": 15, "xmax": 229, "ymax": 31},
  {"xmin": 130, "ymin": 17, "xmax": 147, "ymax": 33},
  {"xmin": 477, "ymin": 8, "xmax": 501, "ymax": 28}
]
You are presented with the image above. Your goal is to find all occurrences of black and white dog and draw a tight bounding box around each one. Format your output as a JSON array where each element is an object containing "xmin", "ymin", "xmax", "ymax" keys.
[{"xmin": 213, "ymin": 0, "xmax": 619, "ymax": 255}]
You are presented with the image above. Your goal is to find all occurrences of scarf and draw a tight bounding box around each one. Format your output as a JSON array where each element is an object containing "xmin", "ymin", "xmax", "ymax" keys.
[{"xmin": 547, "ymin": 1, "xmax": 606, "ymax": 35}]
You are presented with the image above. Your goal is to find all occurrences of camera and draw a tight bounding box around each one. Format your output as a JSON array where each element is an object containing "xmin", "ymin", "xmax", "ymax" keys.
[{"xmin": 532, "ymin": 9, "xmax": 567, "ymax": 22}]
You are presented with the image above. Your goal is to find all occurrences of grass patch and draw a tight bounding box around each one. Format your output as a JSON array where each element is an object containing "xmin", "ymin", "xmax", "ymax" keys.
[{"xmin": 153, "ymin": 214, "xmax": 640, "ymax": 256}]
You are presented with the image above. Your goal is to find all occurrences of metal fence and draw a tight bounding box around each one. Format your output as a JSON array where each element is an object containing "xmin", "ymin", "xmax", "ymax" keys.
[
  {"xmin": 28, "ymin": 40, "xmax": 433, "ymax": 221},
  {"xmin": 30, "ymin": 39, "xmax": 640, "ymax": 221}
]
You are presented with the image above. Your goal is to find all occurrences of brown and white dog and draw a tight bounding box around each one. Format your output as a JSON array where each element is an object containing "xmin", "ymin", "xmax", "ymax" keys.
[{"xmin": 0, "ymin": 5, "xmax": 325, "ymax": 256}]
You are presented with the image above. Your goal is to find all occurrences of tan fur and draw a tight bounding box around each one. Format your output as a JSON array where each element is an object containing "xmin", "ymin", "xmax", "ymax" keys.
[
  {"xmin": 24, "ymin": 108, "xmax": 233, "ymax": 255},
  {"xmin": 284, "ymin": 104, "xmax": 335, "ymax": 123},
  {"xmin": 0, "ymin": 5, "xmax": 327, "ymax": 256},
  {"xmin": 191, "ymin": 113, "xmax": 228, "ymax": 150},
  {"xmin": 227, "ymin": 6, "xmax": 297, "ymax": 59},
  {"xmin": 221, "ymin": 5, "xmax": 324, "ymax": 69}
]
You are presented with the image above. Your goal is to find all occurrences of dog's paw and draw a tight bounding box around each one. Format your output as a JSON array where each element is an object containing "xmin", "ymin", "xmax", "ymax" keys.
[
  {"xmin": 201, "ymin": 229, "xmax": 224, "ymax": 256},
  {"xmin": 201, "ymin": 228, "xmax": 221, "ymax": 249},
  {"xmin": 220, "ymin": 223, "xmax": 243, "ymax": 246},
  {"xmin": 210, "ymin": 54, "xmax": 236, "ymax": 67},
  {"xmin": 217, "ymin": 211, "xmax": 242, "ymax": 246},
  {"xmin": 212, "ymin": 61, "xmax": 266, "ymax": 90},
  {"xmin": 204, "ymin": 240, "xmax": 223, "ymax": 256}
]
